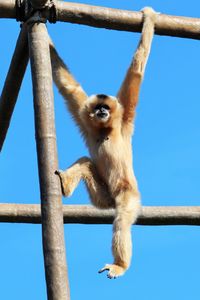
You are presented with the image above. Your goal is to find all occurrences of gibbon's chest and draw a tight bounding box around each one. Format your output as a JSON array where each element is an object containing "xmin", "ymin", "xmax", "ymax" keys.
[{"xmin": 87, "ymin": 134, "xmax": 133, "ymax": 174}]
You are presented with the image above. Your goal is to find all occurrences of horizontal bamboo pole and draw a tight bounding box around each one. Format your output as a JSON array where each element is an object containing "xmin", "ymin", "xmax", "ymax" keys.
[
  {"xmin": 0, "ymin": 24, "xmax": 29, "ymax": 152},
  {"xmin": 0, "ymin": 0, "xmax": 200, "ymax": 40},
  {"xmin": 0, "ymin": 204, "xmax": 199, "ymax": 225},
  {"xmin": 55, "ymin": 2, "xmax": 200, "ymax": 40},
  {"xmin": 30, "ymin": 0, "xmax": 49, "ymax": 9},
  {"xmin": 0, "ymin": 0, "xmax": 15, "ymax": 18}
]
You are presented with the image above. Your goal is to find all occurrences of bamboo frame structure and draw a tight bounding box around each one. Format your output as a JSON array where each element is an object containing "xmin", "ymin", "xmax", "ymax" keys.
[{"xmin": 0, "ymin": 1, "xmax": 200, "ymax": 299}]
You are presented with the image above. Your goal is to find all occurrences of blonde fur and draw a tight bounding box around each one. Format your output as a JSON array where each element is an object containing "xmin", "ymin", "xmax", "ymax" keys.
[{"xmin": 50, "ymin": 7, "xmax": 157, "ymax": 278}]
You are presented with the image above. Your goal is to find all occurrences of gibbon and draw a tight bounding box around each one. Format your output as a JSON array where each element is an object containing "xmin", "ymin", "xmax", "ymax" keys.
[{"xmin": 49, "ymin": 7, "xmax": 157, "ymax": 279}]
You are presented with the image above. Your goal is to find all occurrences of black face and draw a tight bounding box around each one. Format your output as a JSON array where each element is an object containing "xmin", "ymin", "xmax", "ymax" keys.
[{"xmin": 94, "ymin": 104, "xmax": 110, "ymax": 119}]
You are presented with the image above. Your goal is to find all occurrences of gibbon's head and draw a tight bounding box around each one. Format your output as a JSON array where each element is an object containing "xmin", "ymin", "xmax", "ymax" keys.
[{"xmin": 85, "ymin": 94, "xmax": 123, "ymax": 128}]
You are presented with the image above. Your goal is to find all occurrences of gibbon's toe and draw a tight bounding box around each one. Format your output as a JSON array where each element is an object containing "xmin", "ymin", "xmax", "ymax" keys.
[
  {"xmin": 55, "ymin": 169, "xmax": 64, "ymax": 181},
  {"xmin": 55, "ymin": 170, "xmax": 71, "ymax": 197},
  {"xmin": 98, "ymin": 264, "xmax": 126, "ymax": 279},
  {"xmin": 55, "ymin": 169, "xmax": 63, "ymax": 177}
]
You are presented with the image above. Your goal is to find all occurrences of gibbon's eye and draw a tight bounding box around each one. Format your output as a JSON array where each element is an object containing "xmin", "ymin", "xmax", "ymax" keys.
[{"xmin": 94, "ymin": 104, "xmax": 110, "ymax": 111}]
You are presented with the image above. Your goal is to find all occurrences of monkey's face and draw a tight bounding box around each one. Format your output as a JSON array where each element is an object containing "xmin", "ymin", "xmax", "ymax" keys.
[
  {"xmin": 84, "ymin": 94, "xmax": 123, "ymax": 128},
  {"xmin": 92, "ymin": 103, "xmax": 110, "ymax": 123}
]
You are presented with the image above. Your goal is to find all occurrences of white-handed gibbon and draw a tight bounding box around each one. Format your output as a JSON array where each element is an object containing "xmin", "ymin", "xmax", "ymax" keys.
[{"xmin": 49, "ymin": 7, "xmax": 157, "ymax": 279}]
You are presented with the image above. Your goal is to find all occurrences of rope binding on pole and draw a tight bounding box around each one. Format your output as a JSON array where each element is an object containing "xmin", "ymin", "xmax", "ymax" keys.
[{"xmin": 15, "ymin": 0, "xmax": 57, "ymax": 23}]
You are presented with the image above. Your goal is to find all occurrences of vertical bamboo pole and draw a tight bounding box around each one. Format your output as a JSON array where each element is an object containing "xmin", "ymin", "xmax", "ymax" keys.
[
  {"xmin": 0, "ymin": 25, "xmax": 29, "ymax": 151},
  {"xmin": 28, "ymin": 22, "xmax": 70, "ymax": 300}
]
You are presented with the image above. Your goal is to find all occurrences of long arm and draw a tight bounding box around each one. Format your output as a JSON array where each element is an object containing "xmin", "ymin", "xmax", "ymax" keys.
[
  {"xmin": 49, "ymin": 38, "xmax": 88, "ymax": 129},
  {"xmin": 117, "ymin": 7, "xmax": 157, "ymax": 123}
]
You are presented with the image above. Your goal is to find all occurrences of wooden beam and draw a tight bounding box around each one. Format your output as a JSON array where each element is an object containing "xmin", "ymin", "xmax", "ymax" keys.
[
  {"xmin": 30, "ymin": 0, "xmax": 49, "ymax": 9},
  {"xmin": 0, "ymin": 24, "xmax": 29, "ymax": 151},
  {"xmin": 0, "ymin": 1, "xmax": 200, "ymax": 39},
  {"xmin": 55, "ymin": 2, "xmax": 200, "ymax": 40},
  {"xmin": 0, "ymin": 204, "xmax": 199, "ymax": 225},
  {"xmin": 0, "ymin": 0, "xmax": 15, "ymax": 18},
  {"xmin": 28, "ymin": 22, "xmax": 70, "ymax": 300}
]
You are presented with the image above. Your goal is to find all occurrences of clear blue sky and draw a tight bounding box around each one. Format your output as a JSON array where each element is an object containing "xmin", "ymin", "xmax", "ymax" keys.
[{"xmin": 1, "ymin": 0, "xmax": 200, "ymax": 299}]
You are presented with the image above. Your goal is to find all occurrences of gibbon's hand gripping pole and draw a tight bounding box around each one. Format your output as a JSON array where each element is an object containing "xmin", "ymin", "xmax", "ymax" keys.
[
  {"xmin": 0, "ymin": 24, "xmax": 29, "ymax": 152},
  {"xmin": 28, "ymin": 22, "xmax": 70, "ymax": 300}
]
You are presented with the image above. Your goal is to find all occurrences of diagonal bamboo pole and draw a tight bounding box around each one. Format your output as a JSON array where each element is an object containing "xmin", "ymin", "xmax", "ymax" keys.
[
  {"xmin": 0, "ymin": 24, "xmax": 29, "ymax": 151},
  {"xmin": 0, "ymin": 204, "xmax": 200, "ymax": 226},
  {"xmin": 28, "ymin": 22, "xmax": 70, "ymax": 300}
]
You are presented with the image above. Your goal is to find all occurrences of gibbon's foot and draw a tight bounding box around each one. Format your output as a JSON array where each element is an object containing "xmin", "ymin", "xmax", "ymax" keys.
[
  {"xmin": 55, "ymin": 169, "xmax": 74, "ymax": 197},
  {"xmin": 98, "ymin": 264, "xmax": 126, "ymax": 279}
]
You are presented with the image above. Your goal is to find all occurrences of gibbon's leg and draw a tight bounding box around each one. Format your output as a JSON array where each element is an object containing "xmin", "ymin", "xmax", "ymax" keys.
[
  {"xmin": 56, "ymin": 157, "xmax": 114, "ymax": 209},
  {"xmin": 99, "ymin": 191, "xmax": 141, "ymax": 278}
]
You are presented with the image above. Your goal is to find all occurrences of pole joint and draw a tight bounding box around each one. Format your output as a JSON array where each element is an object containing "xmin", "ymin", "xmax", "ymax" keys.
[{"xmin": 15, "ymin": 0, "xmax": 57, "ymax": 24}]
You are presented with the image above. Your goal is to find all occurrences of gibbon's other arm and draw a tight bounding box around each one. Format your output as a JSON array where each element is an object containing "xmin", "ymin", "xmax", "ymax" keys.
[
  {"xmin": 49, "ymin": 38, "xmax": 88, "ymax": 128},
  {"xmin": 117, "ymin": 7, "xmax": 157, "ymax": 123}
]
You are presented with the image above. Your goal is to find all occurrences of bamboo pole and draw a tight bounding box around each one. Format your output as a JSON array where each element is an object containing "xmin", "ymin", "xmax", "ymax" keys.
[
  {"xmin": 1, "ymin": 0, "xmax": 200, "ymax": 40},
  {"xmin": 0, "ymin": 25, "xmax": 29, "ymax": 151},
  {"xmin": 0, "ymin": 0, "xmax": 15, "ymax": 18},
  {"xmin": 55, "ymin": 2, "xmax": 200, "ymax": 40},
  {"xmin": 30, "ymin": 0, "xmax": 49, "ymax": 9},
  {"xmin": 28, "ymin": 22, "xmax": 70, "ymax": 300},
  {"xmin": 0, "ymin": 204, "xmax": 199, "ymax": 225}
]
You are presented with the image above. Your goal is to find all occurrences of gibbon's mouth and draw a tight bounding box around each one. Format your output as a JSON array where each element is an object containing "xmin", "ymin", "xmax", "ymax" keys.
[
  {"xmin": 97, "ymin": 112, "xmax": 108, "ymax": 119},
  {"xmin": 89, "ymin": 110, "xmax": 110, "ymax": 123},
  {"xmin": 96, "ymin": 112, "xmax": 110, "ymax": 122}
]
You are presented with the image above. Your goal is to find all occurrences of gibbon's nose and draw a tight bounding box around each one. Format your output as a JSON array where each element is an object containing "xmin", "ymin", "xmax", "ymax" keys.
[
  {"xmin": 97, "ymin": 107, "xmax": 108, "ymax": 118},
  {"xmin": 100, "ymin": 107, "xmax": 107, "ymax": 114}
]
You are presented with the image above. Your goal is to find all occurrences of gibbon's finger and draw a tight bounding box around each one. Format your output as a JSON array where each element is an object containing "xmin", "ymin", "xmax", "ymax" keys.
[
  {"xmin": 98, "ymin": 265, "xmax": 110, "ymax": 273},
  {"xmin": 55, "ymin": 169, "xmax": 64, "ymax": 176},
  {"xmin": 99, "ymin": 267, "xmax": 117, "ymax": 279},
  {"xmin": 107, "ymin": 273, "xmax": 117, "ymax": 280},
  {"xmin": 55, "ymin": 169, "xmax": 63, "ymax": 180},
  {"xmin": 98, "ymin": 264, "xmax": 111, "ymax": 273},
  {"xmin": 55, "ymin": 170, "xmax": 66, "ymax": 196},
  {"xmin": 99, "ymin": 264, "xmax": 126, "ymax": 279}
]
